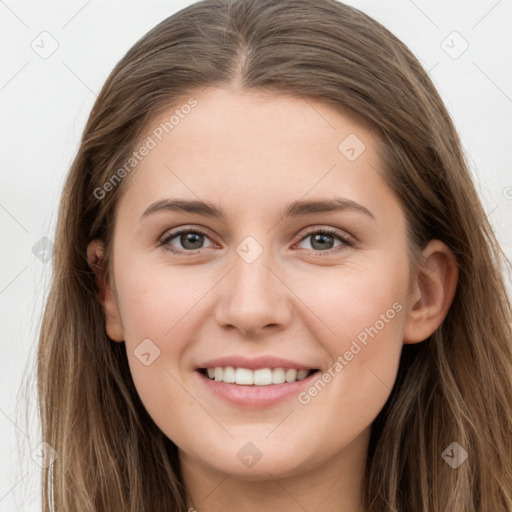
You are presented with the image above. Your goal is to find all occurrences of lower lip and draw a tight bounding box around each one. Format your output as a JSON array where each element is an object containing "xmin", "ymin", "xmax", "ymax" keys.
[{"xmin": 195, "ymin": 370, "xmax": 319, "ymax": 408}]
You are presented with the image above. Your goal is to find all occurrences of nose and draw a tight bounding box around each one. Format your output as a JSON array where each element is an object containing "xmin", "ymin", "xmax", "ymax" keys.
[{"xmin": 214, "ymin": 244, "xmax": 292, "ymax": 338}]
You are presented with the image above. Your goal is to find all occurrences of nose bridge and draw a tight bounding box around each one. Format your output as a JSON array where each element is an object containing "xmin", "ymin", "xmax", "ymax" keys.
[
  {"xmin": 231, "ymin": 234, "xmax": 278, "ymax": 304},
  {"xmin": 214, "ymin": 234, "xmax": 290, "ymax": 333}
]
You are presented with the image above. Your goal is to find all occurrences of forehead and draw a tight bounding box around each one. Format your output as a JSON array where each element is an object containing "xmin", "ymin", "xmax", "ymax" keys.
[
  {"xmin": 150, "ymin": 87, "xmax": 374, "ymax": 161},
  {"xmin": 117, "ymin": 87, "xmax": 392, "ymax": 220}
]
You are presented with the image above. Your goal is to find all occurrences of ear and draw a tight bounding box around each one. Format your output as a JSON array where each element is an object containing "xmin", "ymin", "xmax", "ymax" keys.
[
  {"xmin": 403, "ymin": 240, "xmax": 459, "ymax": 344},
  {"xmin": 86, "ymin": 239, "xmax": 124, "ymax": 342}
]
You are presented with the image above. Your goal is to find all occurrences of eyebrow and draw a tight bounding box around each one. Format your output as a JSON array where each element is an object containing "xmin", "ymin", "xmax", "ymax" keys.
[{"xmin": 141, "ymin": 197, "xmax": 375, "ymax": 221}]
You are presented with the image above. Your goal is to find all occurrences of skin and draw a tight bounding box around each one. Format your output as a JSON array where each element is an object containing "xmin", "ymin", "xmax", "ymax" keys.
[{"xmin": 87, "ymin": 87, "xmax": 458, "ymax": 512}]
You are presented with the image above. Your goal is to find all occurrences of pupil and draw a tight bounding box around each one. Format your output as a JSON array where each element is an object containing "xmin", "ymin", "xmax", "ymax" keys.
[
  {"xmin": 182, "ymin": 232, "xmax": 203, "ymax": 249},
  {"xmin": 312, "ymin": 233, "xmax": 333, "ymax": 250}
]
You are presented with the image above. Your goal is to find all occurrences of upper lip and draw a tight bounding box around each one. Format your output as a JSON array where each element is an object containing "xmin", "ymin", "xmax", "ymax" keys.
[{"xmin": 196, "ymin": 355, "xmax": 317, "ymax": 371}]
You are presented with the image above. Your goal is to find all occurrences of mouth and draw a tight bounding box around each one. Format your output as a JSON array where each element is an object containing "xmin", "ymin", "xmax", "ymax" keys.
[
  {"xmin": 197, "ymin": 366, "xmax": 320, "ymax": 385},
  {"xmin": 195, "ymin": 366, "xmax": 321, "ymax": 408}
]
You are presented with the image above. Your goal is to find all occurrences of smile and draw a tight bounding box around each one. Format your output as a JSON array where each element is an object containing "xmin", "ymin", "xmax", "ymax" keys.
[
  {"xmin": 199, "ymin": 366, "xmax": 317, "ymax": 385},
  {"xmin": 195, "ymin": 367, "xmax": 321, "ymax": 408}
]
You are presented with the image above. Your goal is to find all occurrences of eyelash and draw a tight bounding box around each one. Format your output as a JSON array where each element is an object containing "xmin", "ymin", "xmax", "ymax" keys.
[{"xmin": 158, "ymin": 226, "xmax": 354, "ymax": 256}]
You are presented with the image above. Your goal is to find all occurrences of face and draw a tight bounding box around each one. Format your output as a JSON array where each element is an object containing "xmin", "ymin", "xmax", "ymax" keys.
[{"xmin": 96, "ymin": 87, "xmax": 417, "ymax": 480}]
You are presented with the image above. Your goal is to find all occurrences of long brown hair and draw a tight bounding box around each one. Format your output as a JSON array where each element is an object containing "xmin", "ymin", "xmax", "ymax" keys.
[{"xmin": 35, "ymin": 0, "xmax": 512, "ymax": 510}]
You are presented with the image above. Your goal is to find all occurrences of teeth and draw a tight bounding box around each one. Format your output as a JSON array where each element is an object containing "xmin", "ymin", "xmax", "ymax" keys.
[
  {"xmin": 272, "ymin": 368, "xmax": 286, "ymax": 384},
  {"xmin": 285, "ymin": 369, "xmax": 297, "ymax": 382},
  {"xmin": 235, "ymin": 367, "xmax": 253, "ymax": 385},
  {"xmin": 203, "ymin": 366, "xmax": 313, "ymax": 385},
  {"xmin": 223, "ymin": 366, "xmax": 236, "ymax": 383}
]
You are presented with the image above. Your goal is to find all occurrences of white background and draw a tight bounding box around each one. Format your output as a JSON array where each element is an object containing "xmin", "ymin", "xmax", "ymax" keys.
[{"xmin": 1, "ymin": 0, "xmax": 511, "ymax": 510}]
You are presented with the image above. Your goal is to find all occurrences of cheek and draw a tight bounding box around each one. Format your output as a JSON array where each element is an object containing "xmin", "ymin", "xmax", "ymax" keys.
[
  {"xmin": 288, "ymin": 253, "xmax": 408, "ymax": 423},
  {"xmin": 116, "ymin": 260, "xmax": 213, "ymax": 340},
  {"xmin": 114, "ymin": 262, "xmax": 219, "ymax": 412},
  {"xmin": 290, "ymin": 253, "xmax": 408, "ymax": 354}
]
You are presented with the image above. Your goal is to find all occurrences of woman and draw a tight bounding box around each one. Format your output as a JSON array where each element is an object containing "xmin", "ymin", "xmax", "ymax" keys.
[{"xmin": 37, "ymin": 0, "xmax": 512, "ymax": 510}]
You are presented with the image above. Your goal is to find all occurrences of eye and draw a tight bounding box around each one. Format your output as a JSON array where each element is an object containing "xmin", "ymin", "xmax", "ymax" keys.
[
  {"xmin": 159, "ymin": 226, "xmax": 354, "ymax": 256},
  {"xmin": 295, "ymin": 227, "xmax": 354, "ymax": 253},
  {"xmin": 159, "ymin": 227, "xmax": 214, "ymax": 254}
]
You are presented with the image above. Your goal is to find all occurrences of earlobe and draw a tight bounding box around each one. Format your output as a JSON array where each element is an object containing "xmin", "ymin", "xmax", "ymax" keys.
[
  {"xmin": 403, "ymin": 240, "xmax": 459, "ymax": 344},
  {"xmin": 86, "ymin": 239, "xmax": 125, "ymax": 342}
]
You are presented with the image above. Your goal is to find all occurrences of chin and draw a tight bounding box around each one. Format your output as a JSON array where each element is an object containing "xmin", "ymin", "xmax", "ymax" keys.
[{"xmin": 199, "ymin": 443, "xmax": 317, "ymax": 481}]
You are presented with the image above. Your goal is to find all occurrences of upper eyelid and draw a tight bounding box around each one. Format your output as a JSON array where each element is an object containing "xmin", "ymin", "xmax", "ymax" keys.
[
  {"xmin": 160, "ymin": 226, "xmax": 216, "ymax": 243},
  {"xmin": 160, "ymin": 225, "xmax": 354, "ymax": 248}
]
